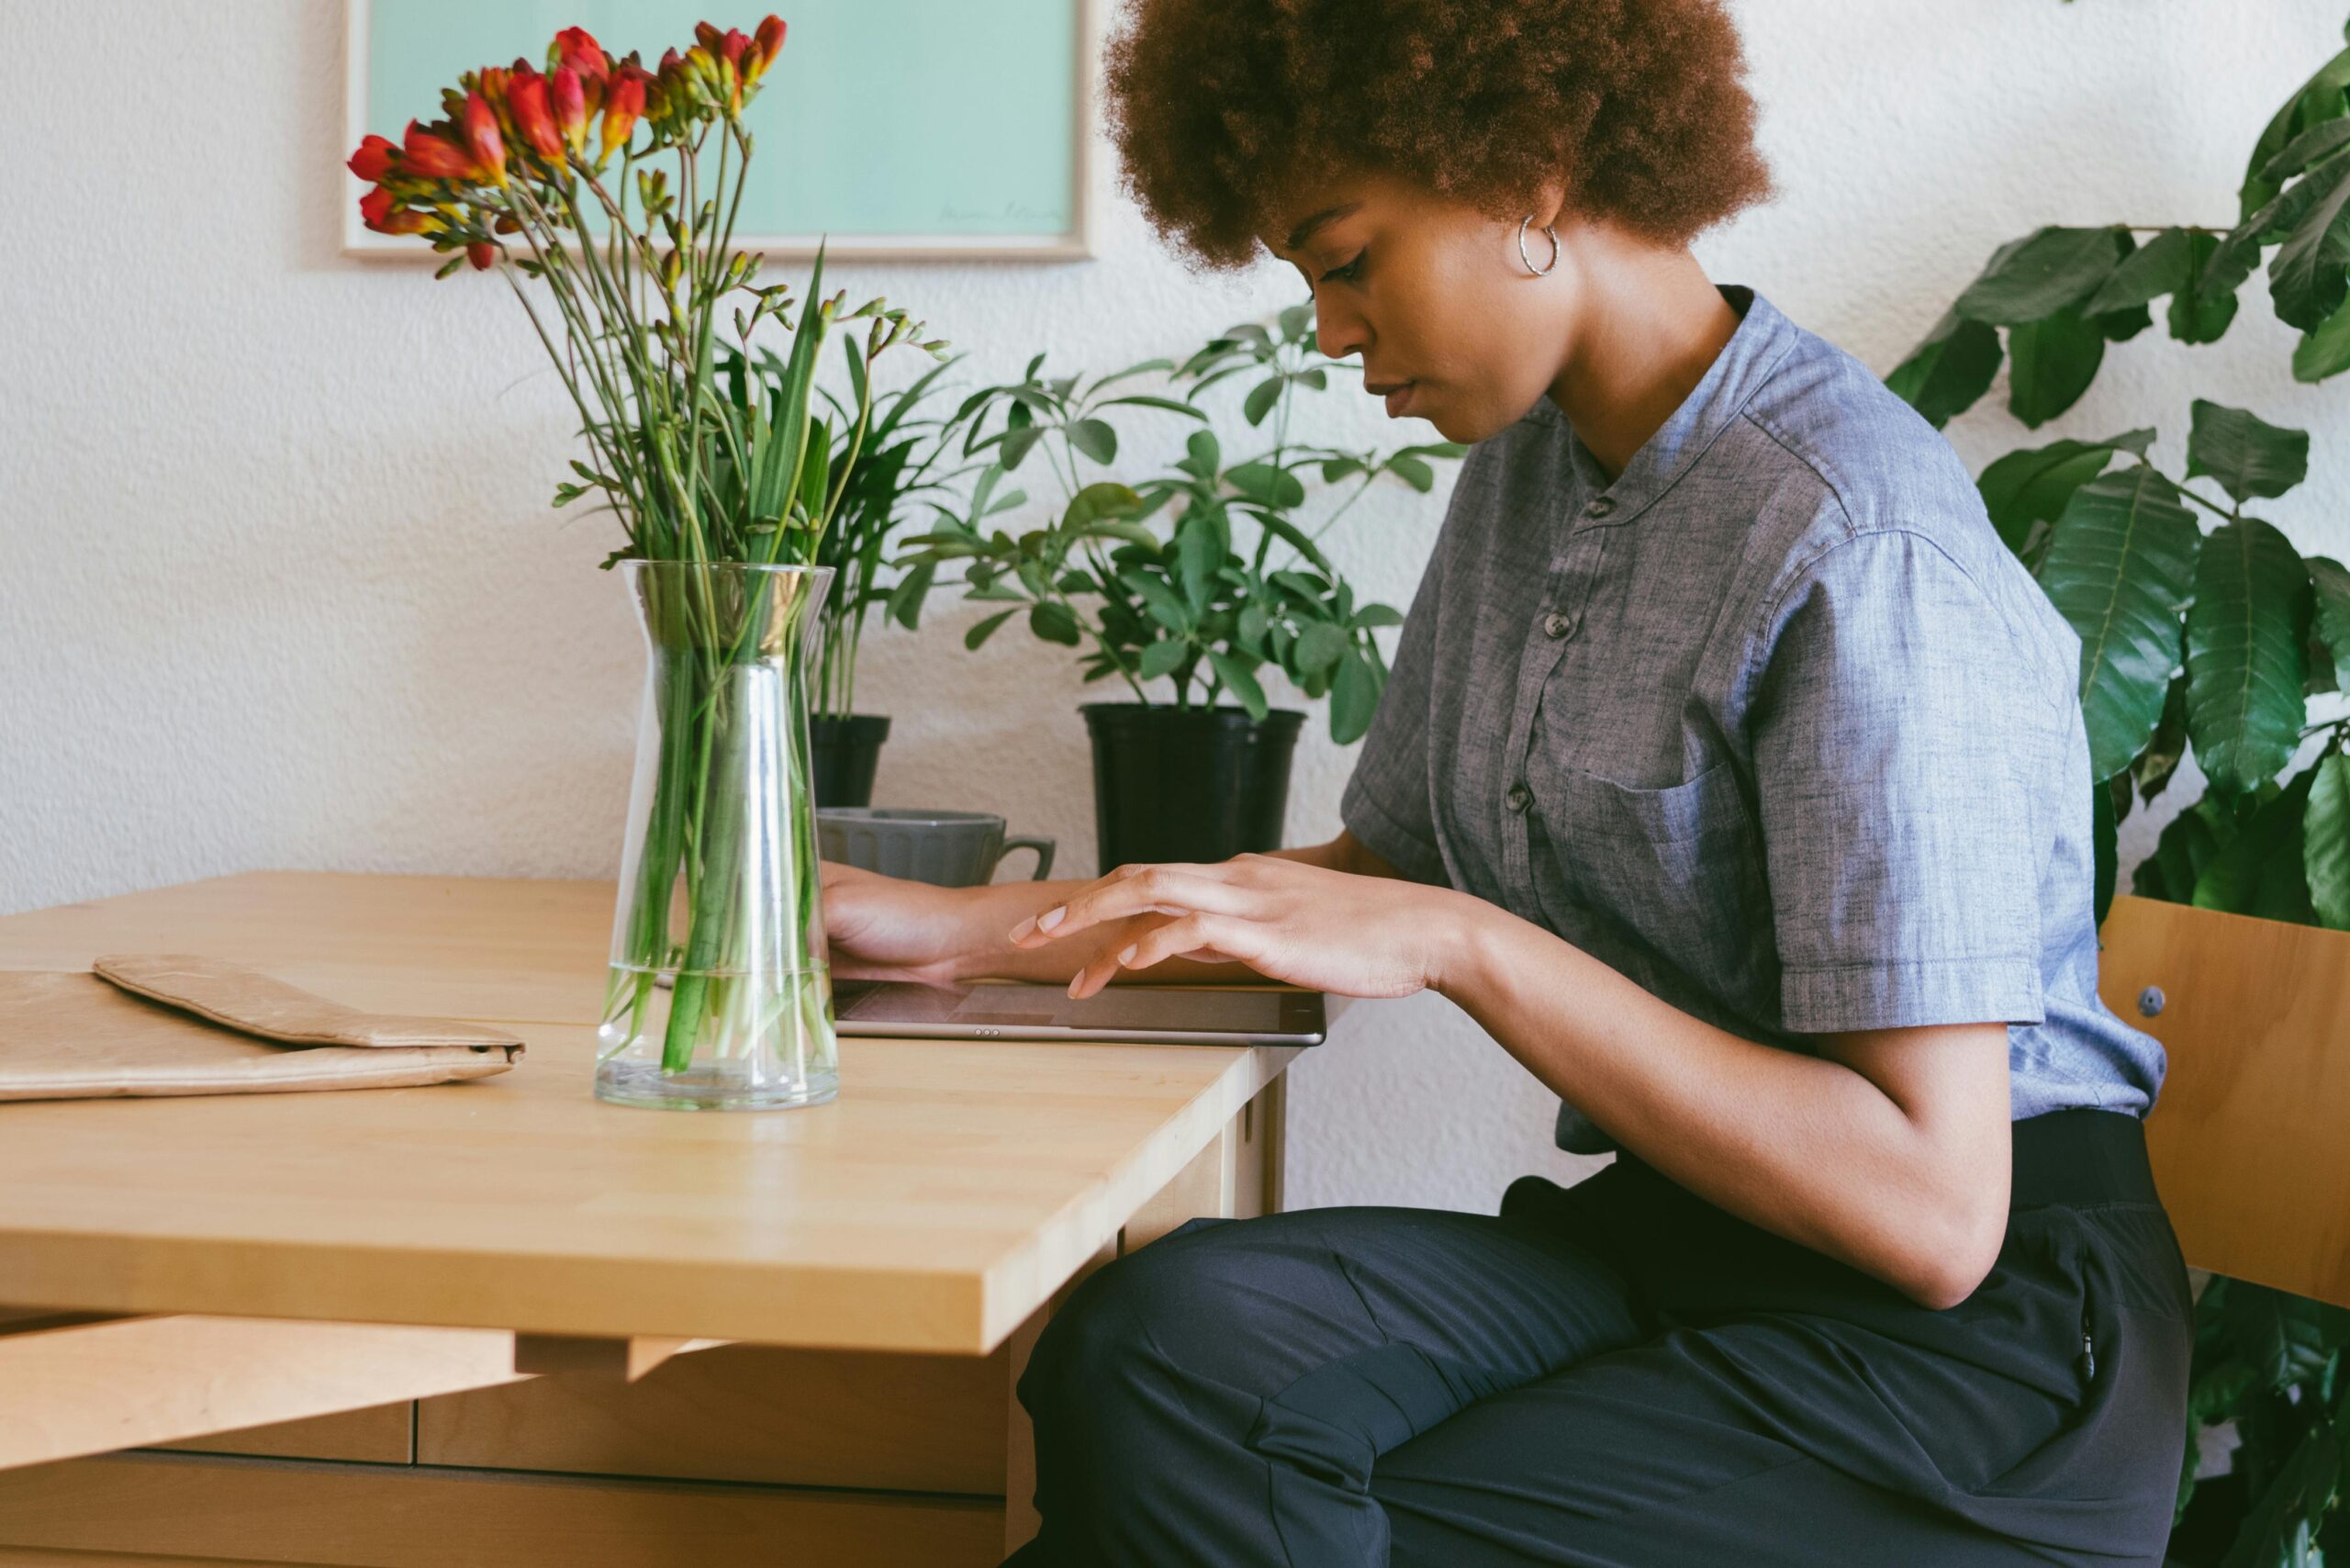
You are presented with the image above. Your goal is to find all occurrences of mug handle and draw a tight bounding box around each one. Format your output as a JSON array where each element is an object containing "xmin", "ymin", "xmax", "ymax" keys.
[{"xmin": 996, "ymin": 835, "xmax": 1057, "ymax": 881}]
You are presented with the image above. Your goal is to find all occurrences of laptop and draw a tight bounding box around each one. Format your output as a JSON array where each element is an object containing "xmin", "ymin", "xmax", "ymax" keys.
[{"xmin": 831, "ymin": 979, "xmax": 1325, "ymax": 1047}]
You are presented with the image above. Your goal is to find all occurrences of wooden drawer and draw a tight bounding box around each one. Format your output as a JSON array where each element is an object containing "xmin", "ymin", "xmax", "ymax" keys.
[
  {"xmin": 419, "ymin": 1342, "xmax": 1010, "ymax": 1494},
  {"xmin": 0, "ymin": 1452, "xmax": 1002, "ymax": 1568}
]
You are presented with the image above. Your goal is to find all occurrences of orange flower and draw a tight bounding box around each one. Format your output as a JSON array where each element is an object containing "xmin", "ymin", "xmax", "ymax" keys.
[
  {"xmin": 506, "ymin": 68, "xmax": 565, "ymax": 162},
  {"xmin": 463, "ymin": 92, "xmax": 508, "ymax": 186},
  {"xmin": 554, "ymin": 26, "xmax": 608, "ymax": 88},
  {"xmin": 347, "ymin": 133, "xmax": 397, "ymax": 183},
  {"xmin": 600, "ymin": 68, "xmax": 647, "ymax": 163},
  {"xmin": 553, "ymin": 65, "xmax": 588, "ymax": 155},
  {"xmin": 400, "ymin": 119, "xmax": 476, "ymax": 181},
  {"xmin": 743, "ymin": 16, "xmax": 786, "ymax": 86},
  {"xmin": 360, "ymin": 185, "xmax": 431, "ymax": 236}
]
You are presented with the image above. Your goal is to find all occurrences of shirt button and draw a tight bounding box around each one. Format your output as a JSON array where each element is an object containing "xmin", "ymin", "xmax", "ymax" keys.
[
  {"xmin": 1505, "ymin": 782, "xmax": 1532, "ymax": 813},
  {"xmin": 1583, "ymin": 496, "xmax": 1616, "ymax": 519},
  {"xmin": 1542, "ymin": 610, "xmax": 1575, "ymax": 640}
]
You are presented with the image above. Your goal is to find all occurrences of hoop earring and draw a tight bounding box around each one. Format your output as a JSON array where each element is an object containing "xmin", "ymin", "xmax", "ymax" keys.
[{"xmin": 1517, "ymin": 215, "xmax": 1561, "ymax": 277}]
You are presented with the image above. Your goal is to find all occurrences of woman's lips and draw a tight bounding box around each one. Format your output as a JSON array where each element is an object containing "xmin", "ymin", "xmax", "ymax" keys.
[{"xmin": 1370, "ymin": 380, "xmax": 1416, "ymax": 417}]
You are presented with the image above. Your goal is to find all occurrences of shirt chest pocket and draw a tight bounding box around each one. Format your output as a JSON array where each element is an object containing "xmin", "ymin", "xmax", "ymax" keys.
[{"xmin": 1521, "ymin": 755, "xmax": 1778, "ymax": 1007}]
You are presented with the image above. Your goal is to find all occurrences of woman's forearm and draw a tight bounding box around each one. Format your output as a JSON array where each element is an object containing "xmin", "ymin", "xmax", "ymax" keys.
[{"xmin": 1430, "ymin": 895, "xmax": 2009, "ymax": 1309}]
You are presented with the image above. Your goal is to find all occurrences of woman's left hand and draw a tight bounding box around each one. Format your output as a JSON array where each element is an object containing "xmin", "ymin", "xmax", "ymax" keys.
[{"xmin": 1006, "ymin": 853, "xmax": 1472, "ymax": 1000}]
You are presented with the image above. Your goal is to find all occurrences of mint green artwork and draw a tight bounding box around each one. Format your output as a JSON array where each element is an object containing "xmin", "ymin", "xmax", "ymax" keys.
[{"xmin": 344, "ymin": 0, "xmax": 1090, "ymax": 257}]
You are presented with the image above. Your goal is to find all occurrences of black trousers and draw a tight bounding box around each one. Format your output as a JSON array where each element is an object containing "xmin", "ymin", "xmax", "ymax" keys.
[{"xmin": 1006, "ymin": 1109, "xmax": 2193, "ymax": 1566}]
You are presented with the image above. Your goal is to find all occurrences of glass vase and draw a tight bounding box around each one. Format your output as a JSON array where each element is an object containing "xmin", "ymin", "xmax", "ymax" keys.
[{"xmin": 597, "ymin": 560, "xmax": 838, "ymax": 1112}]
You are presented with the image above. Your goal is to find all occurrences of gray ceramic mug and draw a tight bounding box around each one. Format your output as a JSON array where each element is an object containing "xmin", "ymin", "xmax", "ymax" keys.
[{"xmin": 816, "ymin": 809, "xmax": 1057, "ymax": 888}]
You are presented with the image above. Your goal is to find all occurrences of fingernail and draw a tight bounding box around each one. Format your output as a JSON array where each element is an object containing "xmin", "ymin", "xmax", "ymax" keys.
[
  {"xmin": 1009, "ymin": 916, "xmax": 1035, "ymax": 943},
  {"xmin": 1037, "ymin": 906, "xmax": 1066, "ymax": 932},
  {"xmin": 1066, "ymin": 973, "xmax": 1085, "ymax": 998},
  {"xmin": 1116, "ymin": 945, "xmax": 1137, "ymax": 967}
]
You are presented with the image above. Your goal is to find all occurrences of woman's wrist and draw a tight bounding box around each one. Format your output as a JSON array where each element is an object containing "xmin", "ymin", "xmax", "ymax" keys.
[{"xmin": 942, "ymin": 877, "xmax": 1097, "ymax": 983}]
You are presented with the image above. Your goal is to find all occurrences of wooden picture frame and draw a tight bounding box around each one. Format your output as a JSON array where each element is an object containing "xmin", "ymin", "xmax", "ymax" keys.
[{"xmin": 341, "ymin": 0, "xmax": 1097, "ymax": 263}]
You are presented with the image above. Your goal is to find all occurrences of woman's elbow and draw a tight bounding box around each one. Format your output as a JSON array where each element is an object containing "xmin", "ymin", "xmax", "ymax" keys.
[{"xmin": 1883, "ymin": 1193, "xmax": 2007, "ymax": 1311}]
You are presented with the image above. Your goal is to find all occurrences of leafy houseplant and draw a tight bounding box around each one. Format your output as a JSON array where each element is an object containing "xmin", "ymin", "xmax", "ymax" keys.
[
  {"xmin": 720, "ymin": 342, "xmax": 970, "ymax": 805},
  {"xmin": 904, "ymin": 302, "xmax": 1463, "ymax": 868},
  {"xmin": 348, "ymin": 18, "xmax": 945, "ymax": 1111},
  {"xmin": 1886, "ymin": 18, "xmax": 2350, "ymax": 1559}
]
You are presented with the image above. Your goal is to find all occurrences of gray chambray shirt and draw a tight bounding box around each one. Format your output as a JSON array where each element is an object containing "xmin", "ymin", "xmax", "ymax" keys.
[{"xmin": 1341, "ymin": 283, "xmax": 2167, "ymax": 1155}]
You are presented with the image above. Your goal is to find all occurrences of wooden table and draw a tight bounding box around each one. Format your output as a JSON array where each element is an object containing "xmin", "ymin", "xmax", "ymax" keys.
[{"xmin": 0, "ymin": 873, "xmax": 1304, "ymax": 1567}]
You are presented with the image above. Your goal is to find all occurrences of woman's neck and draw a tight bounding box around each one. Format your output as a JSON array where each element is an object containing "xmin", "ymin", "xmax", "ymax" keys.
[{"xmin": 1544, "ymin": 242, "xmax": 1744, "ymax": 484}]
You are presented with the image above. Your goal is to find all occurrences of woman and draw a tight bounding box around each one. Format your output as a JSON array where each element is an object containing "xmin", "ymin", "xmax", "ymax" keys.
[{"xmin": 821, "ymin": 0, "xmax": 2194, "ymax": 1562}]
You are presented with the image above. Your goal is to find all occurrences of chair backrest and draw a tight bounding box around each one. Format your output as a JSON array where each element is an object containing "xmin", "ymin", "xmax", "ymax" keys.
[{"xmin": 2096, "ymin": 894, "xmax": 2350, "ymax": 1308}]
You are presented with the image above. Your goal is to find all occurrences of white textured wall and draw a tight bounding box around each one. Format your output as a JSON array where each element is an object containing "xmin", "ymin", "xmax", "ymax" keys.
[{"xmin": 5, "ymin": 1, "xmax": 2348, "ymax": 1213}]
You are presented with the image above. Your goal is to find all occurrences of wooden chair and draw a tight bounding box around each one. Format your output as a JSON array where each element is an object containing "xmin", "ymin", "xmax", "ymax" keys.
[{"xmin": 2095, "ymin": 893, "xmax": 2350, "ymax": 1309}]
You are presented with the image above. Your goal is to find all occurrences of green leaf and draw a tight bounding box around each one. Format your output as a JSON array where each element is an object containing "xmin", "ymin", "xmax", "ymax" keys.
[
  {"xmin": 2187, "ymin": 400, "xmax": 2311, "ymax": 503},
  {"xmin": 1277, "ymin": 301, "xmax": 1315, "ymax": 343},
  {"xmin": 1331, "ymin": 650, "xmax": 1380, "ymax": 745},
  {"xmin": 2135, "ymin": 792, "xmax": 2243, "ymax": 904},
  {"xmin": 1885, "ymin": 308, "xmax": 2002, "ymax": 429},
  {"xmin": 1208, "ymin": 649, "xmax": 1270, "ymax": 718},
  {"xmin": 1181, "ymin": 429, "xmax": 1223, "ymax": 479},
  {"xmin": 1067, "ymin": 418, "xmax": 1118, "ymax": 465},
  {"xmin": 2082, "ymin": 226, "xmax": 2195, "ymax": 315},
  {"xmin": 1227, "ymin": 462, "xmax": 1308, "ymax": 510},
  {"xmin": 2136, "ymin": 672, "xmax": 2192, "ymax": 802},
  {"xmin": 1122, "ymin": 570, "xmax": 1192, "ymax": 633},
  {"xmin": 885, "ymin": 560, "xmax": 937, "ymax": 630},
  {"xmin": 2185, "ymin": 517, "xmax": 2311, "ymax": 793},
  {"xmin": 2035, "ymin": 467, "xmax": 2201, "ymax": 778},
  {"xmin": 1352, "ymin": 603, "xmax": 1404, "ymax": 631},
  {"xmin": 1176, "ymin": 517, "xmax": 1220, "ymax": 610},
  {"xmin": 1955, "ymin": 227, "xmax": 2128, "ymax": 325},
  {"xmin": 2308, "ymin": 750, "xmax": 2350, "ymax": 930},
  {"xmin": 1136, "ymin": 638, "xmax": 1189, "ymax": 680},
  {"xmin": 1001, "ymin": 425, "xmax": 1046, "ymax": 471},
  {"xmin": 2168, "ymin": 230, "xmax": 2244, "ymax": 344},
  {"xmin": 2264, "ymin": 150, "xmax": 2350, "ymax": 331},
  {"xmin": 1063, "ymin": 482, "xmax": 1142, "ymax": 530},
  {"xmin": 964, "ymin": 608, "xmax": 1017, "ymax": 650},
  {"xmin": 2216, "ymin": 1419, "xmax": 2339, "ymax": 1568},
  {"xmin": 2223, "ymin": 1281, "xmax": 2350, "ymax": 1394},
  {"xmin": 1096, "ymin": 394, "xmax": 1210, "ymax": 421},
  {"xmin": 1028, "ymin": 600, "xmax": 1082, "ymax": 647},
  {"xmin": 2292, "ymin": 294, "xmax": 2350, "ymax": 380},
  {"xmin": 1975, "ymin": 431, "xmax": 2153, "ymax": 556},
  {"xmin": 1293, "ymin": 621, "xmax": 1348, "ymax": 677},
  {"xmin": 1386, "ymin": 454, "xmax": 1437, "ymax": 492},
  {"xmin": 2309, "ymin": 557, "xmax": 2350, "ymax": 689},
  {"xmin": 2238, "ymin": 41, "xmax": 2350, "ymax": 218},
  {"xmin": 2194, "ymin": 767, "xmax": 2318, "ymax": 921},
  {"xmin": 1243, "ymin": 376, "xmax": 1285, "ymax": 427},
  {"xmin": 2006, "ymin": 308, "xmax": 2107, "ymax": 428}
]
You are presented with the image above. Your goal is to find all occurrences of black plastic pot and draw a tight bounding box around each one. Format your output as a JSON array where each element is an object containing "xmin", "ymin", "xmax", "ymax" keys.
[
  {"xmin": 810, "ymin": 713, "xmax": 891, "ymax": 808},
  {"xmin": 1081, "ymin": 702, "xmax": 1305, "ymax": 870}
]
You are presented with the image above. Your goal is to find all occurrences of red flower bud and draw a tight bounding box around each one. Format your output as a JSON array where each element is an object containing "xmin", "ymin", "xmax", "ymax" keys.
[
  {"xmin": 743, "ymin": 16, "xmax": 786, "ymax": 84},
  {"xmin": 360, "ymin": 184, "xmax": 431, "ymax": 236},
  {"xmin": 554, "ymin": 26, "xmax": 608, "ymax": 86},
  {"xmin": 463, "ymin": 92, "xmax": 508, "ymax": 186},
  {"xmin": 599, "ymin": 69, "xmax": 646, "ymax": 163},
  {"xmin": 347, "ymin": 133, "xmax": 397, "ymax": 184},
  {"xmin": 506, "ymin": 68, "xmax": 565, "ymax": 162},
  {"xmin": 694, "ymin": 21, "xmax": 725, "ymax": 56},
  {"xmin": 553, "ymin": 65, "xmax": 588, "ymax": 154},
  {"xmin": 400, "ymin": 118, "xmax": 477, "ymax": 181},
  {"xmin": 468, "ymin": 240, "xmax": 499, "ymax": 271}
]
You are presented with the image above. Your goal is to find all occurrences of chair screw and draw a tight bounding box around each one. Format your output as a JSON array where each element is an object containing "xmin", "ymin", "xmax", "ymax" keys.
[{"xmin": 2137, "ymin": 986, "xmax": 2165, "ymax": 1018}]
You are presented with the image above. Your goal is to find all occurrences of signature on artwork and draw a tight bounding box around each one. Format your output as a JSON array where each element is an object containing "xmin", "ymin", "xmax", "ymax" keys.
[{"xmin": 938, "ymin": 200, "xmax": 1069, "ymax": 225}]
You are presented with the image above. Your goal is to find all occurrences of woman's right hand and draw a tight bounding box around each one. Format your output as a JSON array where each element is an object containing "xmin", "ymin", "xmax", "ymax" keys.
[{"xmin": 818, "ymin": 860, "xmax": 985, "ymax": 989}]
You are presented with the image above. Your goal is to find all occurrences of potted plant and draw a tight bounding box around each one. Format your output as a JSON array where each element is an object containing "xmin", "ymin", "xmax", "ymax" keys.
[
  {"xmin": 1886, "ymin": 20, "xmax": 2350, "ymax": 1556},
  {"xmin": 721, "ymin": 342, "xmax": 970, "ymax": 805},
  {"xmin": 348, "ymin": 18, "xmax": 946, "ymax": 1111},
  {"xmin": 904, "ymin": 304, "xmax": 1463, "ymax": 868}
]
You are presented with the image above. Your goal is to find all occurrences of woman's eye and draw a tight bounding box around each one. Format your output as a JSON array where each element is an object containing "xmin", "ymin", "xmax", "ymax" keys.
[{"xmin": 1319, "ymin": 253, "xmax": 1365, "ymax": 284}]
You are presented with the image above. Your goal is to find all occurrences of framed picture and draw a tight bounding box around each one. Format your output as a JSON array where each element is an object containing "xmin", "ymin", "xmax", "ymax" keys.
[{"xmin": 343, "ymin": 0, "xmax": 1096, "ymax": 261}]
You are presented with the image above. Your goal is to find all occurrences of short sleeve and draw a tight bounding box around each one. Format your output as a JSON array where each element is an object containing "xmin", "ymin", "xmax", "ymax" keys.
[
  {"xmin": 1750, "ymin": 530, "xmax": 2050, "ymax": 1034},
  {"xmin": 1338, "ymin": 536, "xmax": 1451, "ymax": 888}
]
